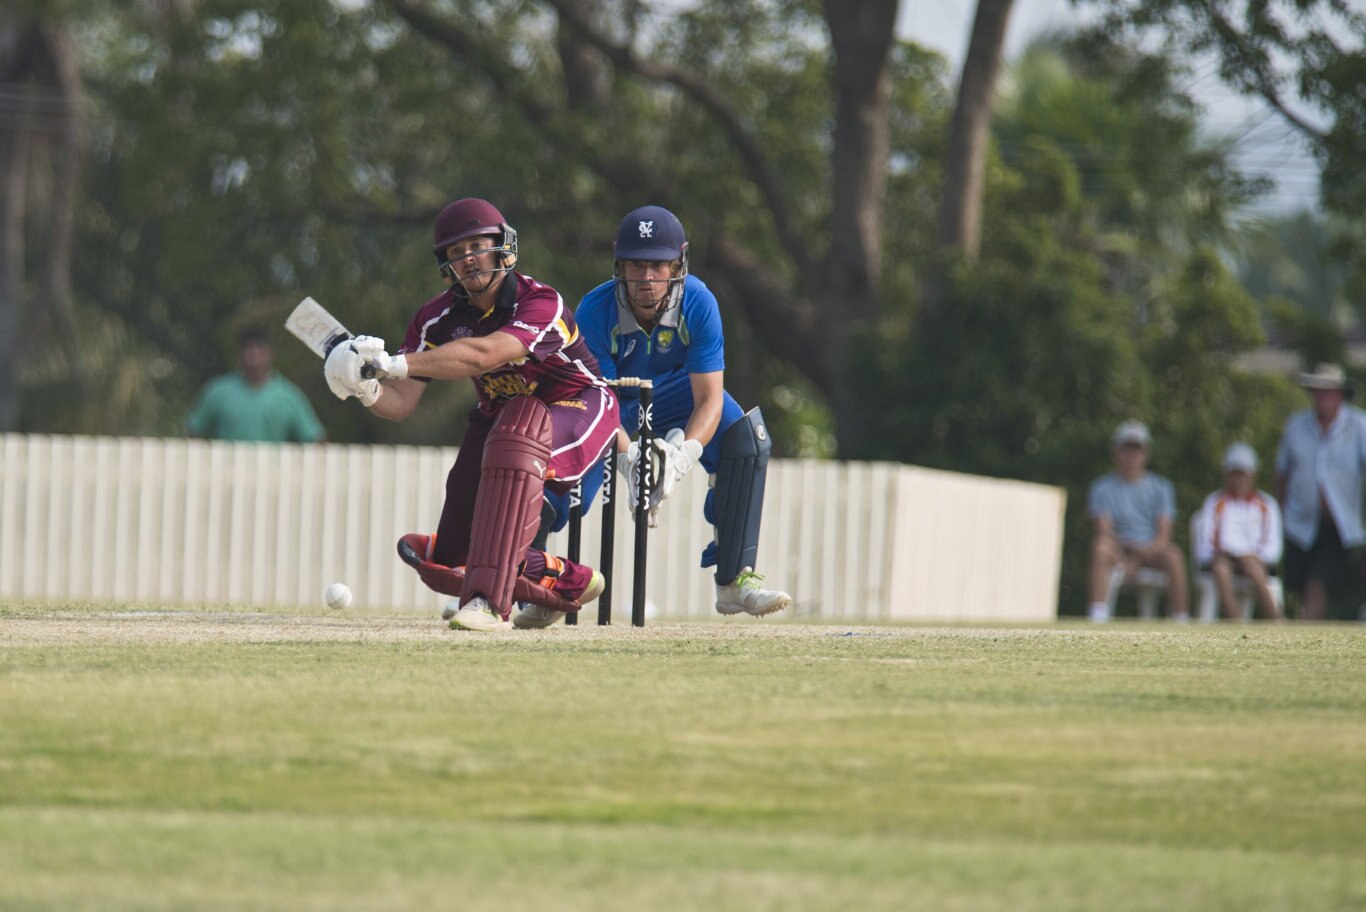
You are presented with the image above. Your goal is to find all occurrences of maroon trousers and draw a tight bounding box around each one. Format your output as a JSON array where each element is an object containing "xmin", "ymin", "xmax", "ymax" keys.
[{"xmin": 431, "ymin": 388, "xmax": 617, "ymax": 591}]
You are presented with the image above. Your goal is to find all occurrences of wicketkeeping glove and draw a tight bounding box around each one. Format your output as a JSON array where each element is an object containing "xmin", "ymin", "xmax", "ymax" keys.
[
  {"xmin": 615, "ymin": 439, "xmax": 660, "ymax": 526},
  {"xmin": 654, "ymin": 428, "xmax": 703, "ymax": 510}
]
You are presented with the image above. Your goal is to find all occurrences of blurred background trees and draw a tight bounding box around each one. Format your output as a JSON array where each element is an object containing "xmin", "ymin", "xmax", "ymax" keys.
[{"xmin": 1, "ymin": 0, "xmax": 1362, "ymax": 611}]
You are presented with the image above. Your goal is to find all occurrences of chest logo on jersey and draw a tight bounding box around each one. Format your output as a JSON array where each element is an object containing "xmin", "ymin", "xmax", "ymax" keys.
[
  {"xmin": 482, "ymin": 373, "xmax": 537, "ymax": 400},
  {"xmin": 451, "ymin": 326, "xmax": 474, "ymax": 340},
  {"xmin": 655, "ymin": 329, "xmax": 675, "ymax": 352},
  {"xmin": 623, "ymin": 338, "xmax": 637, "ymax": 358}
]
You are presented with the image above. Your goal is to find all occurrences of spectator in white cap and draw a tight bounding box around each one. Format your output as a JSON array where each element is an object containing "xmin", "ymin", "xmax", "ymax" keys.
[
  {"xmin": 1274, "ymin": 362, "xmax": 1366, "ymax": 620},
  {"xmin": 1085, "ymin": 420, "xmax": 1188, "ymax": 622},
  {"xmin": 1195, "ymin": 443, "xmax": 1284, "ymax": 621}
]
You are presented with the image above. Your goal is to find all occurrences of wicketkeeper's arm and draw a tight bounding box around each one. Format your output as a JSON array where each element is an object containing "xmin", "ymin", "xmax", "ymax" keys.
[{"xmin": 684, "ymin": 370, "xmax": 725, "ymax": 448}]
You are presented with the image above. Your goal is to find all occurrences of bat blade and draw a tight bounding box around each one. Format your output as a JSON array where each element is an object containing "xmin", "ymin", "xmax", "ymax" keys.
[{"xmin": 285, "ymin": 296, "xmax": 353, "ymax": 359}]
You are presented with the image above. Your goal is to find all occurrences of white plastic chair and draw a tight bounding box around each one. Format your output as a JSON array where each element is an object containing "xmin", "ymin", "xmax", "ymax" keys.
[
  {"xmin": 1105, "ymin": 565, "xmax": 1171, "ymax": 620},
  {"xmin": 1189, "ymin": 514, "xmax": 1284, "ymax": 622}
]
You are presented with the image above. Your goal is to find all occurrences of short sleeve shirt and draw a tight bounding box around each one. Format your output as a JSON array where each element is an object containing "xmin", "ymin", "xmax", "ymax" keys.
[
  {"xmin": 575, "ymin": 274, "xmax": 725, "ymax": 386},
  {"xmin": 1087, "ymin": 471, "xmax": 1176, "ymax": 545},
  {"xmin": 397, "ymin": 272, "xmax": 607, "ymax": 415},
  {"xmin": 185, "ymin": 373, "xmax": 324, "ymax": 443}
]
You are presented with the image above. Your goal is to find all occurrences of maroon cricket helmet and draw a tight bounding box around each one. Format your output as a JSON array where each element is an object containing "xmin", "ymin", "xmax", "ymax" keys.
[{"xmin": 432, "ymin": 198, "xmax": 516, "ymax": 262}]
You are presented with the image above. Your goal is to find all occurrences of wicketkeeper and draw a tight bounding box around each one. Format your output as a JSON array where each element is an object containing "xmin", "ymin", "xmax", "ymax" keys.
[
  {"xmin": 323, "ymin": 197, "xmax": 619, "ymax": 631},
  {"xmin": 570, "ymin": 205, "xmax": 791, "ymax": 616}
]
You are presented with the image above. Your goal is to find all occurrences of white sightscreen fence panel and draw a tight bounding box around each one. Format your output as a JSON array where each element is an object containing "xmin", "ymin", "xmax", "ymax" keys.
[{"xmin": 0, "ymin": 435, "xmax": 1065, "ymax": 621}]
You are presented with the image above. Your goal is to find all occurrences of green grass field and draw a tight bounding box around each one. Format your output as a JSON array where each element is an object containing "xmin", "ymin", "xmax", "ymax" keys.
[{"xmin": 1, "ymin": 602, "xmax": 1363, "ymax": 911}]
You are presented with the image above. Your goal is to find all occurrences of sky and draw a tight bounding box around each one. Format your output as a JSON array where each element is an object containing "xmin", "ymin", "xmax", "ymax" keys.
[{"xmin": 895, "ymin": 0, "xmax": 1327, "ymax": 214}]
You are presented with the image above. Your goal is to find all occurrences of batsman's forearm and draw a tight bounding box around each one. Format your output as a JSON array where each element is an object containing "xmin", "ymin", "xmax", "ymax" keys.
[
  {"xmin": 368, "ymin": 377, "xmax": 424, "ymax": 420},
  {"xmin": 401, "ymin": 348, "xmax": 479, "ymax": 379},
  {"xmin": 403, "ymin": 336, "xmax": 523, "ymax": 379}
]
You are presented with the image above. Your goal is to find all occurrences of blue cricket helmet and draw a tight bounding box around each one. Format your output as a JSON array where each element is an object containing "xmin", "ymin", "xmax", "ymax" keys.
[{"xmin": 614, "ymin": 206, "xmax": 687, "ymax": 261}]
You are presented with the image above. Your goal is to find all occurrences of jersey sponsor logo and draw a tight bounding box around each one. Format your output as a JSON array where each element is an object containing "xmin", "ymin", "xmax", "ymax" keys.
[
  {"xmin": 511, "ymin": 320, "xmax": 538, "ymax": 333},
  {"xmin": 552, "ymin": 399, "xmax": 587, "ymax": 410},
  {"xmin": 656, "ymin": 329, "xmax": 675, "ymax": 352},
  {"xmin": 623, "ymin": 338, "xmax": 637, "ymax": 358},
  {"xmin": 481, "ymin": 373, "xmax": 536, "ymax": 400},
  {"xmin": 637, "ymin": 220, "xmax": 655, "ymax": 238}
]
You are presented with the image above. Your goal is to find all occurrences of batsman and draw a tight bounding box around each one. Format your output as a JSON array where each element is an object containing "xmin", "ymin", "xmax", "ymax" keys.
[
  {"xmin": 572, "ymin": 205, "xmax": 791, "ymax": 616},
  {"xmin": 323, "ymin": 197, "xmax": 619, "ymax": 631}
]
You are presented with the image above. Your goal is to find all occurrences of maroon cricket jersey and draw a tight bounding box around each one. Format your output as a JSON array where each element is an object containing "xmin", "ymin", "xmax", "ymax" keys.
[{"xmin": 397, "ymin": 272, "xmax": 609, "ymax": 414}]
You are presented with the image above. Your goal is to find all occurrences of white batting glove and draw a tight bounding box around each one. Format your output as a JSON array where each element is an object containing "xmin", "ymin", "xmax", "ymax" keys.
[
  {"xmin": 350, "ymin": 335, "xmax": 386, "ymax": 356},
  {"xmin": 323, "ymin": 340, "xmax": 382, "ymax": 406},
  {"xmin": 365, "ymin": 349, "xmax": 409, "ymax": 379}
]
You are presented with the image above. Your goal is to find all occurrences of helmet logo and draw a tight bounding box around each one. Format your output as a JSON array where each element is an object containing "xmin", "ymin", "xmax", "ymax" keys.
[{"xmin": 637, "ymin": 220, "xmax": 655, "ymax": 238}]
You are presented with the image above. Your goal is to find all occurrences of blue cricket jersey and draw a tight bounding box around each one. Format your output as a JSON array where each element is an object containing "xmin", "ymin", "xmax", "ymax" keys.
[{"xmin": 575, "ymin": 274, "xmax": 725, "ymax": 389}]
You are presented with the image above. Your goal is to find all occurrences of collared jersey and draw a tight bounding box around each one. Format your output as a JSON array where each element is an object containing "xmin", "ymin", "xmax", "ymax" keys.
[
  {"xmin": 397, "ymin": 271, "xmax": 608, "ymax": 415},
  {"xmin": 575, "ymin": 274, "xmax": 725, "ymax": 386},
  {"xmin": 1194, "ymin": 488, "xmax": 1283, "ymax": 566},
  {"xmin": 1275, "ymin": 405, "xmax": 1366, "ymax": 548}
]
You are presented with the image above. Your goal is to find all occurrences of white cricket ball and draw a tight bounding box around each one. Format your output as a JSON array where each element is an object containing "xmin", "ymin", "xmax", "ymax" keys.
[{"xmin": 325, "ymin": 582, "xmax": 353, "ymax": 610}]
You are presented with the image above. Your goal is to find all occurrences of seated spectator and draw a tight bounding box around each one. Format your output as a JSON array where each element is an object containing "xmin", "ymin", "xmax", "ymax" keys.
[
  {"xmin": 1195, "ymin": 442, "xmax": 1285, "ymax": 621},
  {"xmin": 1086, "ymin": 420, "xmax": 1188, "ymax": 622},
  {"xmin": 186, "ymin": 327, "xmax": 325, "ymax": 443}
]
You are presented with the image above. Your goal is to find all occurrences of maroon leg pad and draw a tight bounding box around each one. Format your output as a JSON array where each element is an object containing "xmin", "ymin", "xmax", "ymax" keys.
[
  {"xmin": 398, "ymin": 531, "xmax": 584, "ymax": 613},
  {"xmin": 461, "ymin": 397, "xmax": 553, "ymax": 618}
]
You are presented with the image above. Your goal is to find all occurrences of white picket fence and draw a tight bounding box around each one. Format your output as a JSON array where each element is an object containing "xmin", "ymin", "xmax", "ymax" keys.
[{"xmin": 0, "ymin": 435, "xmax": 1066, "ymax": 622}]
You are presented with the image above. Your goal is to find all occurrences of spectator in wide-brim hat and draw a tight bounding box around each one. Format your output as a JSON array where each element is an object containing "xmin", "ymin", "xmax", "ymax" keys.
[{"xmin": 1275, "ymin": 363, "xmax": 1366, "ymax": 620}]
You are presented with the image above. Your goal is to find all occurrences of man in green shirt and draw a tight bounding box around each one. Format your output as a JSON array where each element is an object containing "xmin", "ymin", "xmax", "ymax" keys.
[{"xmin": 186, "ymin": 328, "xmax": 325, "ymax": 443}]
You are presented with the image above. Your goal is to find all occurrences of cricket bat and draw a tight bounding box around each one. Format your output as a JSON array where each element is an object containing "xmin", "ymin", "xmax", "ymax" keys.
[{"xmin": 285, "ymin": 296, "xmax": 379, "ymax": 378}]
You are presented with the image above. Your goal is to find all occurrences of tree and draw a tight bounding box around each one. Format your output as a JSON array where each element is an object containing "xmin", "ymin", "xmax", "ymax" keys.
[
  {"xmin": 879, "ymin": 37, "xmax": 1296, "ymax": 611},
  {"xmin": 0, "ymin": 4, "xmax": 85, "ymax": 431},
  {"xmin": 921, "ymin": 0, "xmax": 1015, "ymax": 321},
  {"xmin": 385, "ymin": 0, "xmax": 917, "ymax": 455},
  {"xmin": 1084, "ymin": 0, "xmax": 1366, "ymax": 303}
]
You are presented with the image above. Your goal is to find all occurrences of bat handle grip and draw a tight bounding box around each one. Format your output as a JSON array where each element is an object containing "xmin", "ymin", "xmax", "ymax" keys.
[{"xmin": 361, "ymin": 364, "xmax": 377, "ymax": 380}]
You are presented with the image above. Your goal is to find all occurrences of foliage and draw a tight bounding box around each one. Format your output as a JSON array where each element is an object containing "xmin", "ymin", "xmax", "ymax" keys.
[
  {"xmin": 871, "ymin": 38, "xmax": 1302, "ymax": 611},
  {"xmin": 1237, "ymin": 209, "xmax": 1361, "ymax": 348},
  {"xmin": 8, "ymin": 1, "xmax": 1364, "ymax": 613},
  {"xmin": 1081, "ymin": 0, "xmax": 1366, "ymax": 316}
]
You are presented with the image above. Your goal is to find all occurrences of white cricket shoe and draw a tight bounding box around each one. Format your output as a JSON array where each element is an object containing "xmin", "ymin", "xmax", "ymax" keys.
[
  {"xmin": 441, "ymin": 600, "xmax": 459, "ymax": 621},
  {"xmin": 512, "ymin": 603, "xmax": 564, "ymax": 629},
  {"xmin": 715, "ymin": 568, "xmax": 791, "ymax": 617},
  {"xmin": 513, "ymin": 570, "xmax": 606, "ymax": 629},
  {"xmin": 449, "ymin": 596, "xmax": 509, "ymax": 632}
]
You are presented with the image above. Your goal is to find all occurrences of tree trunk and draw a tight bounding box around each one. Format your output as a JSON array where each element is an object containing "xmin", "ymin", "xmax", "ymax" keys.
[
  {"xmin": 0, "ymin": 109, "xmax": 26, "ymax": 432},
  {"xmin": 823, "ymin": 0, "xmax": 898, "ymax": 455},
  {"xmin": 39, "ymin": 21, "xmax": 85, "ymax": 395},
  {"xmin": 923, "ymin": 0, "xmax": 1014, "ymax": 318},
  {"xmin": 0, "ymin": 16, "xmax": 30, "ymax": 431},
  {"xmin": 0, "ymin": 14, "xmax": 85, "ymax": 430}
]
